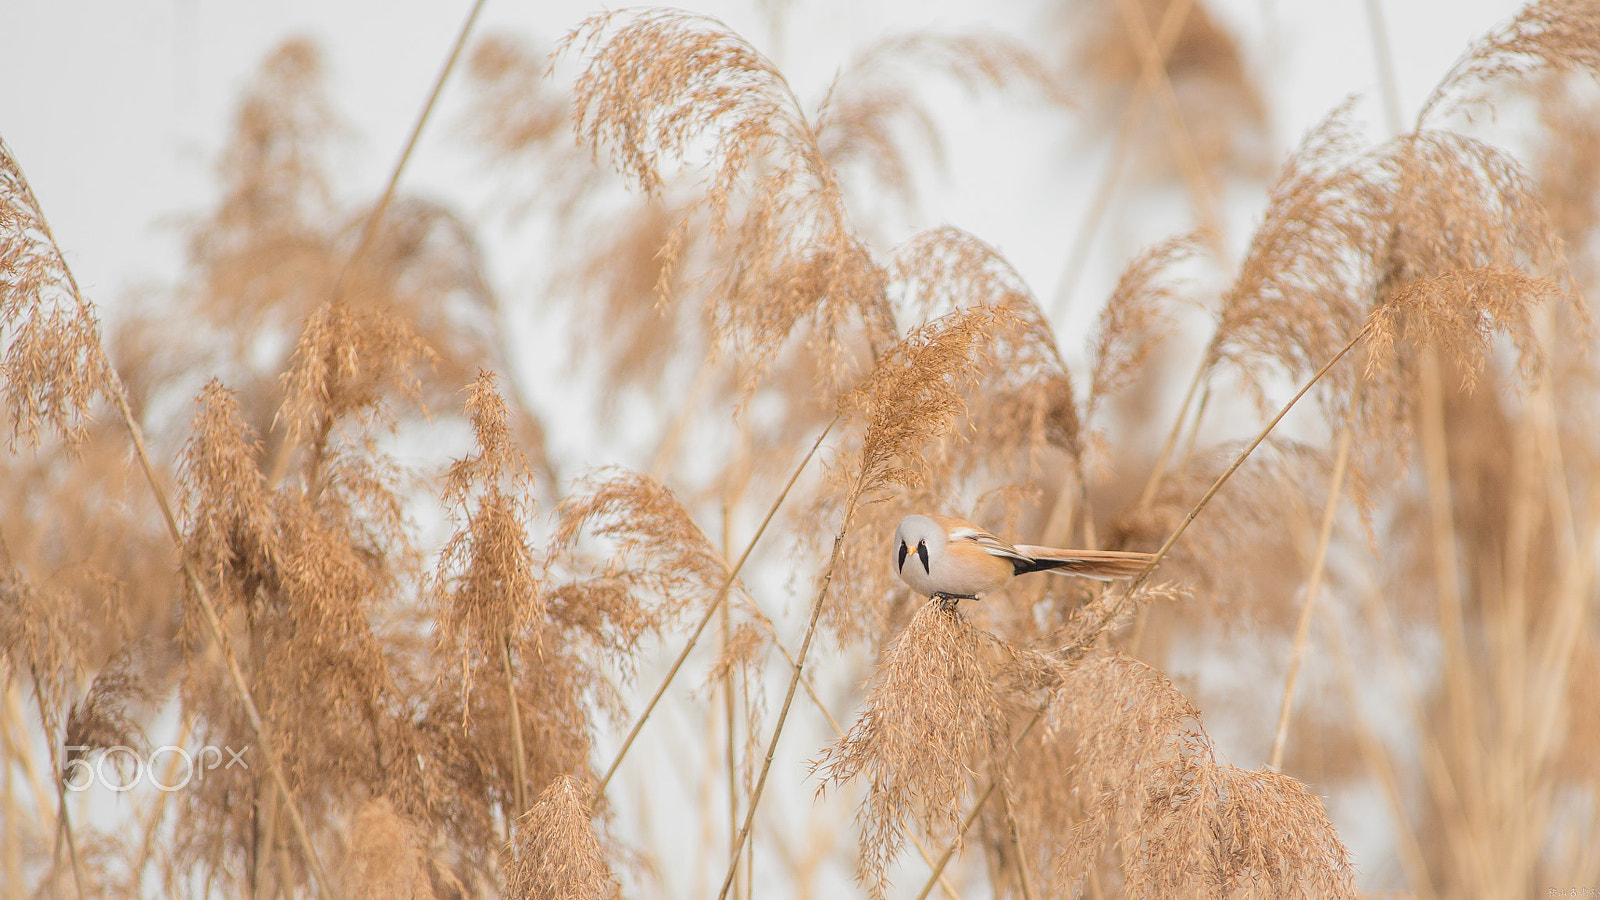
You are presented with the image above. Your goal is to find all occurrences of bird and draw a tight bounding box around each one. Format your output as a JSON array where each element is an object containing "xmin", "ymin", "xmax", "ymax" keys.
[{"xmin": 893, "ymin": 514, "xmax": 1153, "ymax": 607}]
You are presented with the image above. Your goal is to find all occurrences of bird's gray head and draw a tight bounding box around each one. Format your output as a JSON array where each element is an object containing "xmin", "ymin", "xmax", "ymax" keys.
[{"xmin": 893, "ymin": 514, "xmax": 945, "ymax": 577}]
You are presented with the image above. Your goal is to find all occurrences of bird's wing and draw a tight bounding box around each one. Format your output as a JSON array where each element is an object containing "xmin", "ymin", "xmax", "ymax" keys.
[{"xmin": 932, "ymin": 516, "xmax": 1033, "ymax": 564}]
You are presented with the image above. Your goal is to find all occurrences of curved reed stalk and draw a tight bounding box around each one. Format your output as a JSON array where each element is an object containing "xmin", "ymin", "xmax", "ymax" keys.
[
  {"xmin": 1269, "ymin": 421, "xmax": 1353, "ymax": 770},
  {"xmin": 266, "ymin": 0, "xmax": 487, "ymax": 486},
  {"xmin": 716, "ymin": 513, "xmax": 860, "ymax": 900},
  {"xmin": 590, "ymin": 416, "xmax": 837, "ymax": 802},
  {"xmin": 1051, "ymin": 0, "xmax": 1197, "ymax": 315},
  {"xmin": 1125, "ymin": 322, "xmax": 1373, "ymax": 597}
]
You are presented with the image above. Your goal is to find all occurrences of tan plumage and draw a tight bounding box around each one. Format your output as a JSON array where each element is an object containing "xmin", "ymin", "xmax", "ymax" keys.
[{"xmin": 893, "ymin": 514, "xmax": 1153, "ymax": 602}]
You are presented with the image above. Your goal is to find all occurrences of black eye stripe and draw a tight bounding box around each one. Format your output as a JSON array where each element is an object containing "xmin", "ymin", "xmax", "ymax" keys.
[
  {"xmin": 917, "ymin": 539, "xmax": 930, "ymax": 574},
  {"xmin": 897, "ymin": 541, "xmax": 909, "ymax": 571}
]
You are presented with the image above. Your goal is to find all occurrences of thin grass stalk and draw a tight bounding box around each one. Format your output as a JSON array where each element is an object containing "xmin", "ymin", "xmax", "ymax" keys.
[
  {"xmin": 275, "ymin": 833, "xmax": 295, "ymax": 900},
  {"xmin": 1357, "ymin": 582, "xmax": 1492, "ymax": 888},
  {"xmin": 1361, "ymin": 0, "xmax": 1407, "ymax": 137},
  {"xmin": 720, "ymin": 568, "xmax": 740, "ymax": 898},
  {"xmin": 1050, "ymin": 0, "xmax": 1197, "ymax": 315},
  {"xmin": 715, "ymin": 511, "xmax": 860, "ymax": 900},
  {"xmin": 32, "ymin": 670, "xmax": 85, "ymax": 900},
  {"xmin": 132, "ymin": 713, "xmax": 195, "ymax": 889},
  {"xmin": 1268, "ymin": 420, "xmax": 1354, "ymax": 770},
  {"xmin": 1321, "ymin": 603, "xmax": 1437, "ymax": 899},
  {"xmin": 1516, "ymin": 365, "xmax": 1590, "ymax": 889},
  {"xmin": 1496, "ymin": 369, "xmax": 1538, "ymax": 822},
  {"xmin": 1002, "ymin": 794, "xmax": 1038, "ymax": 900},
  {"xmin": 911, "ymin": 706, "xmax": 1047, "ymax": 900},
  {"xmin": 1525, "ymin": 485, "xmax": 1595, "ymax": 824},
  {"xmin": 53, "ymin": 796, "xmax": 83, "ymax": 899},
  {"xmin": 743, "ymin": 801, "xmax": 755, "ymax": 900},
  {"xmin": 1058, "ymin": 322, "xmax": 1375, "ymax": 666},
  {"xmin": 1135, "ymin": 350, "xmax": 1208, "ymax": 512},
  {"xmin": 1113, "ymin": 0, "xmax": 1223, "ymax": 241},
  {"xmin": 2, "ymin": 746, "xmax": 14, "ymax": 899},
  {"xmin": 1175, "ymin": 380, "xmax": 1211, "ymax": 475},
  {"xmin": 734, "ymin": 588, "xmax": 964, "ymax": 899},
  {"xmin": 267, "ymin": 0, "xmax": 488, "ymax": 486},
  {"xmin": 1127, "ymin": 322, "xmax": 1374, "ymax": 597},
  {"xmin": 591, "ymin": 416, "xmax": 837, "ymax": 803},
  {"xmin": 1417, "ymin": 349, "xmax": 1483, "ymax": 808},
  {"xmin": 717, "ymin": 487, "xmax": 742, "ymax": 900},
  {"xmin": 339, "ymin": 0, "xmax": 489, "ymax": 304},
  {"xmin": 0, "ymin": 687, "xmax": 53, "ymax": 858},
  {"xmin": 501, "ymin": 632, "xmax": 529, "ymax": 816}
]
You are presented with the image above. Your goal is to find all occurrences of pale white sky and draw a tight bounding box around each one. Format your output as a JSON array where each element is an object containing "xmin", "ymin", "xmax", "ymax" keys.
[{"xmin": 0, "ymin": 0, "xmax": 1523, "ymax": 319}]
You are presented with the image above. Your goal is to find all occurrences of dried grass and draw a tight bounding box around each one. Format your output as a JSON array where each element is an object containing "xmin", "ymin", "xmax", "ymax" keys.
[
  {"xmin": 815, "ymin": 602, "xmax": 1022, "ymax": 897},
  {"xmin": 502, "ymin": 775, "xmax": 619, "ymax": 900},
  {"xmin": 3, "ymin": 5, "xmax": 1600, "ymax": 899}
]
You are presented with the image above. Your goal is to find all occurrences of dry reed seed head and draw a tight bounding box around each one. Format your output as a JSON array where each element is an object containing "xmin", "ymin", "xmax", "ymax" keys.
[
  {"xmin": 819, "ymin": 32, "xmax": 1064, "ymax": 214},
  {"xmin": 502, "ymin": 774, "xmax": 619, "ymax": 900},
  {"xmin": 174, "ymin": 379, "xmax": 427, "ymax": 871},
  {"xmin": 177, "ymin": 380, "xmax": 283, "ymax": 614},
  {"xmin": 1374, "ymin": 131, "xmax": 1564, "ymax": 288},
  {"xmin": 565, "ymin": 10, "xmax": 898, "ymax": 394},
  {"xmin": 842, "ymin": 303, "xmax": 1027, "ymax": 501},
  {"xmin": 0, "ymin": 139, "xmax": 114, "ymax": 449},
  {"xmin": 1047, "ymin": 652, "xmax": 1354, "ymax": 898},
  {"xmin": 890, "ymin": 226, "xmax": 1082, "ymax": 466},
  {"xmin": 434, "ymin": 372, "xmax": 543, "ymax": 694},
  {"xmin": 420, "ymin": 613, "xmax": 603, "ymax": 855},
  {"xmin": 345, "ymin": 797, "xmax": 439, "ymax": 900},
  {"xmin": 1122, "ymin": 760, "xmax": 1356, "ymax": 899},
  {"xmin": 564, "ymin": 9, "xmax": 803, "ymax": 206},
  {"xmin": 1085, "ymin": 231, "xmax": 1199, "ymax": 425},
  {"xmin": 1365, "ymin": 267, "xmax": 1566, "ymax": 391},
  {"xmin": 276, "ymin": 300, "xmax": 439, "ymax": 453},
  {"xmin": 0, "ymin": 560, "xmax": 90, "ymax": 741},
  {"xmin": 1209, "ymin": 103, "xmax": 1388, "ymax": 415},
  {"xmin": 339, "ymin": 198, "xmax": 502, "ymax": 388},
  {"xmin": 215, "ymin": 39, "xmax": 337, "ymax": 230},
  {"xmin": 717, "ymin": 217, "xmax": 896, "ymax": 395},
  {"xmin": 552, "ymin": 467, "xmax": 740, "ymax": 625},
  {"xmin": 64, "ymin": 638, "xmax": 166, "ymax": 768},
  {"xmin": 570, "ymin": 199, "xmax": 706, "ymax": 397},
  {"xmin": 814, "ymin": 600, "xmax": 1027, "ymax": 898},
  {"xmin": 1064, "ymin": 0, "xmax": 1271, "ymax": 181},
  {"xmin": 465, "ymin": 34, "xmax": 569, "ymax": 166},
  {"xmin": 1535, "ymin": 74, "xmax": 1600, "ymax": 276},
  {"xmin": 1419, "ymin": 0, "xmax": 1600, "ymax": 128},
  {"xmin": 189, "ymin": 39, "xmax": 504, "ymax": 450},
  {"xmin": 187, "ymin": 39, "xmax": 340, "ymax": 336}
]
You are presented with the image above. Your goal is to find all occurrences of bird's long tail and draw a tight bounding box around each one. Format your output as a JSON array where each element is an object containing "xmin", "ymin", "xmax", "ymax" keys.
[{"xmin": 1010, "ymin": 546, "xmax": 1154, "ymax": 580}]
